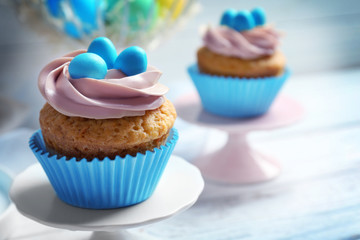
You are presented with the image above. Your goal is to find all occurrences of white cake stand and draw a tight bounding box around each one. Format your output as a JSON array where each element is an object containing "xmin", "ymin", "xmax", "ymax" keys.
[
  {"xmin": 10, "ymin": 155, "xmax": 204, "ymax": 240},
  {"xmin": 175, "ymin": 93, "xmax": 304, "ymax": 184}
]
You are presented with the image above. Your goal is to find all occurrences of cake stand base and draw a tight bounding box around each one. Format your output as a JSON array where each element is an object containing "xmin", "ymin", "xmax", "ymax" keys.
[
  {"xmin": 10, "ymin": 156, "xmax": 204, "ymax": 239},
  {"xmin": 89, "ymin": 231, "xmax": 156, "ymax": 240},
  {"xmin": 175, "ymin": 93, "xmax": 304, "ymax": 184}
]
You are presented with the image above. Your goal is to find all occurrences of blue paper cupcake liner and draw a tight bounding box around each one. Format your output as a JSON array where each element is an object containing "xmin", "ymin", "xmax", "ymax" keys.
[
  {"xmin": 188, "ymin": 64, "xmax": 290, "ymax": 118},
  {"xmin": 29, "ymin": 128, "xmax": 178, "ymax": 209}
]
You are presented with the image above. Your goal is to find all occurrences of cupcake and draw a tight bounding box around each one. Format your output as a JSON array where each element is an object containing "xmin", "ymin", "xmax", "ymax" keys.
[
  {"xmin": 188, "ymin": 7, "xmax": 289, "ymax": 118},
  {"xmin": 30, "ymin": 37, "xmax": 178, "ymax": 209}
]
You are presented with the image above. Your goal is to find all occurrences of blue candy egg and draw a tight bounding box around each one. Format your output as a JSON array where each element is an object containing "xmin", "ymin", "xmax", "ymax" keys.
[
  {"xmin": 251, "ymin": 7, "xmax": 266, "ymax": 26},
  {"xmin": 220, "ymin": 9, "xmax": 237, "ymax": 28},
  {"xmin": 88, "ymin": 37, "xmax": 117, "ymax": 69},
  {"xmin": 114, "ymin": 46, "xmax": 147, "ymax": 76},
  {"xmin": 69, "ymin": 53, "xmax": 107, "ymax": 79},
  {"xmin": 233, "ymin": 10, "xmax": 255, "ymax": 32}
]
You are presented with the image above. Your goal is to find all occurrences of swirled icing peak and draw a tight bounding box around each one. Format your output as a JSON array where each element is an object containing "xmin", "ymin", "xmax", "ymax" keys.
[
  {"xmin": 203, "ymin": 26, "xmax": 280, "ymax": 60},
  {"xmin": 38, "ymin": 50, "xmax": 168, "ymax": 119}
]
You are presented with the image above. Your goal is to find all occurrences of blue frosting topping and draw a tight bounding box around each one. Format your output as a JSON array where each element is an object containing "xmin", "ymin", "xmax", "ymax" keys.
[
  {"xmin": 69, "ymin": 53, "xmax": 107, "ymax": 79},
  {"xmin": 88, "ymin": 37, "xmax": 117, "ymax": 69},
  {"xmin": 220, "ymin": 9, "xmax": 237, "ymax": 28},
  {"xmin": 233, "ymin": 10, "xmax": 255, "ymax": 32},
  {"xmin": 68, "ymin": 37, "xmax": 148, "ymax": 79},
  {"xmin": 220, "ymin": 7, "xmax": 267, "ymax": 32},
  {"xmin": 251, "ymin": 7, "xmax": 266, "ymax": 26},
  {"xmin": 114, "ymin": 46, "xmax": 148, "ymax": 76}
]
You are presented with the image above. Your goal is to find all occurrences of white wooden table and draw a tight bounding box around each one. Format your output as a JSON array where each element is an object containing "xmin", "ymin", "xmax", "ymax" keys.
[{"xmin": 1, "ymin": 67, "xmax": 360, "ymax": 239}]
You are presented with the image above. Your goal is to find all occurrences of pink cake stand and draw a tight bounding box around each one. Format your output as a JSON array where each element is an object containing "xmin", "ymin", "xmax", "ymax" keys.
[{"xmin": 175, "ymin": 93, "xmax": 304, "ymax": 184}]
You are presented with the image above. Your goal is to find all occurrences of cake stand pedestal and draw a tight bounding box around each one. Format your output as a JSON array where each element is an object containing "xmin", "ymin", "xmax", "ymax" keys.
[
  {"xmin": 10, "ymin": 156, "xmax": 204, "ymax": 240},
  {"xmin": 175, "ymin": 93, "xmax": 304, "ymax": 184}
]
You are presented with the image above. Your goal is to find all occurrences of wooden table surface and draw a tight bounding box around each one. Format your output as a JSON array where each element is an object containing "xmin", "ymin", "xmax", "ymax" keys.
[
  {"xmin": 1, "ymin": 66, "xmax": 360, "ymax": 240},
  {"xmin": 0, "ymin": 0, "xmax": 360, "ymax": 239}
]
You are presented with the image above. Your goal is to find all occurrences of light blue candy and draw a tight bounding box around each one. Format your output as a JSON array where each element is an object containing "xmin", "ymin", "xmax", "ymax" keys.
[
  {"xmin": 69, "ymin": 53, "xmax": 107, "ymax": 79},
  {"xmin": 251, "ymin": 7, "xmax": 266, "ymax": 26},
  {"xmin": 114, "ymin": 46, "xmax": 147, "ymax": 76},
  {"xmin": 46, "ymin": 0, "xmax": 63, "ymax": 18},
  {"xmin": 233, "ymin": 10, "xmax": 255, "ymax": 32},
  {"xmin": 70, "ymin": 0, "xmax": 98, "ymax": 28},
  {"xmin": 220, "ymin": 8, "xmax": 237, "ymax": 28},
  {"xmin": 88, "ymin": 37, "xmax": 117, "ymax": 69}
]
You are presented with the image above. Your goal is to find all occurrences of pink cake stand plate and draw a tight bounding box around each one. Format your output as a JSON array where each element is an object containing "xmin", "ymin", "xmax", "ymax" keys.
[
  {"xmin": 10, "ymin": 156, "xmax": 204, "ymax": 240},
  {"xmin": 175, "ymin": 93, "xmax": 304, "ymax": 184}
]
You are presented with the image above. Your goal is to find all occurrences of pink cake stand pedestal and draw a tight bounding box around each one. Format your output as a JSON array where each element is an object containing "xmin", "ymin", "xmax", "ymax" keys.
[{"xmin": 175, "ymin": 93, "xmax": 304, "ymax": 184}]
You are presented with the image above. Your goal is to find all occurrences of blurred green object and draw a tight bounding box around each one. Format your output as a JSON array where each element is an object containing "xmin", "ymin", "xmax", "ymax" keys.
[
  {"xmin": 106, "ymin": 0, "xmax": 158, "ymax": 31},
  {"xmin": 128, "ymin": 0, "xmax": 157, "ymax": 30},
  {"xmin": 106, "ymin": 0, "xmax": 117, "ymax": 10}
]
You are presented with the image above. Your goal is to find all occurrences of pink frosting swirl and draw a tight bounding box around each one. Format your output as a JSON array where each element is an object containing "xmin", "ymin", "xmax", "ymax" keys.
[
  {"xmin": 38, "ymin": 50, "xmax": 168, "ymax": 119},
  {"xmin": 203, "ymin": 26, "xmax": 280, "ymax": 59}
]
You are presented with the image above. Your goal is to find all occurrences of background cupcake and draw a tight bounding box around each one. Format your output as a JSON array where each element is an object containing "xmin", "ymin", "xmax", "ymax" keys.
[
  {"xmin": 188, "ymin": 7, "xmax": 289, "ymax": 118},
  {"xmin": 31, "ymin": 37, "xmax": 178, "ymax": 209}
]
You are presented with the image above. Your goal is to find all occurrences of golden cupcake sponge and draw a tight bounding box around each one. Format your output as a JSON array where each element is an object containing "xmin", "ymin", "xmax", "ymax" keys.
[
  {"xmin": 40, "ymin": 99, "xmax": 177, "ymax": 160},
  {"xmin": 197, "ymin": 46, "xmax": 286, "ymax": 78}
]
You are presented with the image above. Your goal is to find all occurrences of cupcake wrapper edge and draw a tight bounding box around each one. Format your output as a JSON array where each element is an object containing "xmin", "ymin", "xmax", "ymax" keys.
[
  {"xmin": 188, "ymin": 64, "xmax": 290, "ymax": 118},
  {"xmin": 29, "ymin": 128, "xmax": 178, "ymax": 209}
]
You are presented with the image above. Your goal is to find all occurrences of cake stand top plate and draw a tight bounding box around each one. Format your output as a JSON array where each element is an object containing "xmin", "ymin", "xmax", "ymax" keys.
[
  {"xmin": 175, "ymin": 93, "xmax": 304, "ymax": 132},
  {"xmin": 10, "ymin": 155, "xmax": 204, "ymax": 232}
]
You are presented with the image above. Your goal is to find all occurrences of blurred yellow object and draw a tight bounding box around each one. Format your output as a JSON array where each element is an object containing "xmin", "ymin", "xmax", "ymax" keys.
[{"xmin": 157, "ymin": 0, "xmax": 186, "ymax": 20}]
